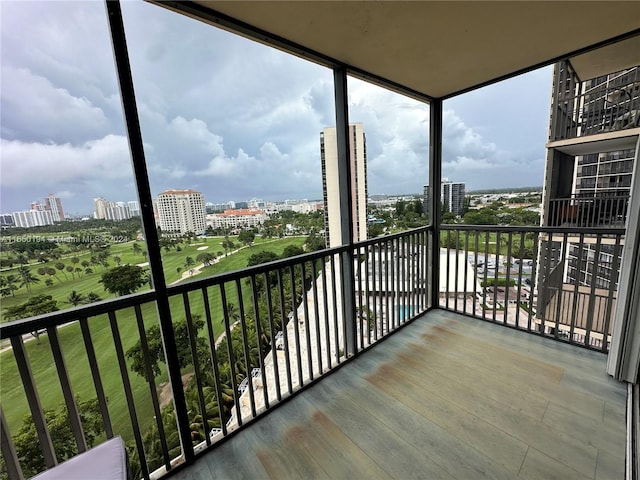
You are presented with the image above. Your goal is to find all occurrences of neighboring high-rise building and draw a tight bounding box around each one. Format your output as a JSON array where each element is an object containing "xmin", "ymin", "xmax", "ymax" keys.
[
  {"xmin": 157, "ymin": 189, "xmax": 206, "ymax": 235},
  {"xmin": 127, "ymin": 201, "xmax": 141, "ymax": 217},
  {"xmin": 423, "ymin": 179, "xmax": 466, "ymax": 217},
  {"xmin": 12, "ymin": 209, "xmax": 54, "ymax": 227},
  {"xmin": 442, "ymin": 179, "xmax": 466, "ymax": 216},
  {"xmin": 539, "ymin": 61, "xmax": 640, "ymax": 341},
  {"xmin": 44, "ymin": 193, "xmax": 65, "ymax": 222},
  {"xmin": 94, "ymin": 197, "xmax": 134, "ymax": 221},
  {"xmin": 321, "ymin": 123, "xmax": 368, "ymax": 247}
]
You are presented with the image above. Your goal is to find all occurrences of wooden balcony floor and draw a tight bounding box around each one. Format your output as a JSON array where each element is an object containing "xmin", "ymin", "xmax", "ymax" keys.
[{"xmin": 173, "ymin": 310, "xmax": 627, "ymax": 480}]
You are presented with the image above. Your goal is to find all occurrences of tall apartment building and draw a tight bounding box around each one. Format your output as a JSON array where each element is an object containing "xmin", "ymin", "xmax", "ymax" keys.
[
  {"xmin": 11, "ymin": 209, "xmax": 54, "ymax": 227},
  {"xmin": 539, "ymin": 61, "xmax": 640, "ymax": 339},
  {"xmin": 321, "ymin": 123, "xmax": 368, "ymax": 247},
  {"xmin": 94, "ymin": 197, "xmax": 133, "ymax": 221},
  {"xmin": 44, "ymin": 193, "xmax": 65, "ymax": 222},
  {"xmin": 423, "ymin": 179, "xmax": 466, "ymax": 217},
  {"xmin": 157, "ymin": 189, "xmax": 206, "ymax": 235}
]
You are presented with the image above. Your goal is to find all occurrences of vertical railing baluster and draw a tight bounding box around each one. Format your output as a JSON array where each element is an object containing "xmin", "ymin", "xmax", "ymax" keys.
[
  {"xmin": 463, "ymin": 230, "xmax": 469, "ymax": 316},
  {"xmin": 264, "ymin": 273, "xmax": 282, "ymax": 402},
  {"xmin": 132, "ymin": 304, "xmax": 170, "ymax": 467},
  {"xmin": 602, "ymin": 235, "xmax": 622, "ymax": 352},
  {"xmin": 585, "ymin": 236, "xmax": 603, "ymax": 346},
  {"xmin": 1, "ymin": 406, "xmax": 24, "ymax": 480},
  {"xmin": 482, "ymin": 231, "xmax": 490, "ymax": 318},
  {"xmin": 234, "ymin": 278, "xmax": 256, "ymax": 419},
  {"xmin": 220, "ymin": 284, "xmax": 242, "ymax": 425},
  {"xmin": 515, "ymin": 233, "xmax": 525, "ymax": 329},
  {"xmin": 385, "ymin": 240, "xmax": 390, "ymax": 335},
  {"xmin": 300, "ymin": 262, "xmax": 314, "ymax": 381},
  {"xmin": 320, "ymin": 257, "xmax": 332, "ymax": 370},
  {"xmin": 289, "ymin": 265, "xmax": 304, "ymax": 388},
  {"xmin": 47, "ymin": 326, "xmax": 87, "ymax": 454},
  {"xmin": 454, "ymin": 230, "xmax": 460, "ymax": 312},
  {"xmin": 445, "ymin": 230, "xmax": 451, "ymax": 310},
  {"xmin": 10, "ymin": 336, "xmax": 56, "ymax": 469},
  {"xmin": 182, "ymin": 292, "xmax": 212, "ymax": 440},
  {"xmin": 364, "ymin": 244, "xmax": 372, "ymax": 344},
  {"xmin": 275, "ymin": 268, "xmax": 293, "ymax": 392},
  {"xmin": 504, "ymin": 232, "xmax": 513, "ymax": 325},
  {"xmin": 310, "ymin": 259, "xmax": 323, "ymax": 375},
  {"xmin": 528, "ymin": 231, "xmax": 540, "ymax": 333},
  {"xmin": 249, "ymin": 275, "xmax": 269, "ymax": 411},
  {"xmin": 379, "ymin": 242, "xmax": 385, "ymax": 337},
  {"xmin": 356, "ymin": 247, "xmax": 364, "ymax": 348},
  {"xmin": 392, "ymin": 238, "xmax": 398, "ymax": 329},
  {"xmin": 492, "ymin": 232, "xmax": 501, "ymax": 323},
  {"xmin": 553, "ymin": 233, "xmax": 569, "ymax": 340},
  {"xmin": 201, "ymin": 287, "xmax": 228, "ymax": 435},
  {"xmin": 473, "ymin": 231, "xmax": 479, "ymax": 318},
  {"xmin": 569, "ymin": 233, "xmax": 586, "ymax": 342},
  {"xmin": 80, "ymin": 318, "xmax": 113, "ymax": 439},
  {"xmin": 330, "ymin": 255, "xmax": 340, "ymax": 364},
  {"xmin": 541, "ymin": 232, "xmax": 554, "ymax": 336},
  {"xmin": 108, "ymin": 311, "xmax": 148, "ymax": 479}
]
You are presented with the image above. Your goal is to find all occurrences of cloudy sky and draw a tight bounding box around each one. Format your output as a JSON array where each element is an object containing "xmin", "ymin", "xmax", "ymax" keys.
[{"xmin": 0, "ymin": 1, "xmax": 552, "ymax": 216}]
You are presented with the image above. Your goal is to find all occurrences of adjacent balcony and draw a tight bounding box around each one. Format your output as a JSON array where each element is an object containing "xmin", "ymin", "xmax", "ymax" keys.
[
  {"xmin": 547, "ymin": 194, "xmax": 630, "ymax": 228},
  {"xmin": 550, "ymin": 66, "xmax": 640, "ymax": 142},
  {"xmin": 0, "ymin": 226, "xmax": 629, "ymax": 480}
]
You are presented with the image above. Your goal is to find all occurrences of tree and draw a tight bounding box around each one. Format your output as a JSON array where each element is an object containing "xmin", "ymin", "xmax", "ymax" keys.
[
  {"xmin": 132, "ymin": 242, "xmax": 142, "ymax": 256},
  {"xmin": 368, "ymin": 223, "xmax": 384, "ymax": 238},
  {"xmin": 85, "ymin": 292, "xmax": 102, "ymax": 304},
  {"xmin": 114, "ymin": 255, "xmax": 122, "ymax": 266},
  {"xmin": 126, "ymin": 315, "xmax": 207, "ymax": 382},
  {"xmin": 247, "ymin": 251, "xmax": 279, "ymax": 267},
  {"xmin": 5, "ymin": 295, "xmax": 59, "ymax": 339},
  {"xmin": 282, "ymin": 245, "xmax": 304, "ymax": 258},
  {"xmin": 12, "ymin": 398, "xmax": 104, "ymax": 478},
  {"xmin": 222, "ymin": 236, "xmax": 235, "ymax": 256},
  {"xmin": 0, "ymin": 275, "xmax": 19, "ymax": 298},
  {"xmin": 304, "ymin": 232, "xmax": 325, "ymax": 252},
  {"xmin": 184, "ymin": 256, "xmax": 195, "ymax": 276},
  {"xmin": 99, "ymin": 265, "xmax": 146, "ymax": 296},
  {"xmin": 55, "ymin": 262, "xmax": 68, "ymax": 280},
  {"xmin": 238, "ymin": 230, "xmax": 255, "ymax": 248},
  {"xmin": 17, "ymin": 266, "xmax": 40, "ymax": 293},
  {"xmin": 67, "ymin": 290, "xmax": 86, "ymax": 307},
  {"xmin": 196, "ymin": 252, "xmax": 215, "ymax": 267}
]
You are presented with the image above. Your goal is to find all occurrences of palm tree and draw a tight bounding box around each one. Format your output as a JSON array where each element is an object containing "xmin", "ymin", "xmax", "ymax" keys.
[
  {"xmin": 4, "ymin": 275, "xmax": 19, "ymax": 297},
  {"xmin": 114, "ymin": 255, "xmax": 122, "ymax": 266},
  {"xmin": 67, "ymin": 290, "xmax": 85, "ymax": 307},
  {"xmin": 132, "ymin": 243, "xmax": 142, "ymax": 256},
  {"xmin": 85, "ymin": 292, "xmax": 102, "ymax": 304},
  {"xmin": 184, "ymin": 257, "xmax": 195, "ymax": 276},
  {"xmin": 55, "ymin": 262, "xmax": 68, "ymax": 280},
  {"xmin": 17, "ymin": 266, "xmax": 40, "ymax": 293}
]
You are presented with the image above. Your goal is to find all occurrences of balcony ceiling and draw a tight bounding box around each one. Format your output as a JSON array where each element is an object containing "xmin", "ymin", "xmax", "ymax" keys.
[{"xmin": 162, "ymin": 1, "xmax": 640, "ymax": 99}]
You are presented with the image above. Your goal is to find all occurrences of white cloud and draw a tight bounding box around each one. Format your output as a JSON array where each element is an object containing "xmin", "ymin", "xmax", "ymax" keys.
[
  {"xmin": 1, "ymin": 135, "xmax": 132, "ymax": 187},
  {"xmin": 1, "ymin": 67, "xmax": 110, "ymax": 144}
]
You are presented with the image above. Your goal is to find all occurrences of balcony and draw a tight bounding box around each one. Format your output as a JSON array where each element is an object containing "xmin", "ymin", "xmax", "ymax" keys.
[
  {"xmin": 547, "ymin": 194, "xmax": 630, "ymax": 228},
  {"xmin": 0, "ymin": 226, "xmax": 630, "ymax": 480},
  {"xmin": 550, "ymin": 66, "xmax": 640, "ymax": 143}
]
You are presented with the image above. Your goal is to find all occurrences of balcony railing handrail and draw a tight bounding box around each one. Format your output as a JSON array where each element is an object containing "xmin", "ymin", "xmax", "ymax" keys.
[
  {"xmin": 0, "ymin": 225, "xmax": 434, "ymax": 343},
  {"xmin": 168, "ymin": 224, "xmax": 433, "ymax": 295},
  {"xmin": 441, "ymin": 224, "xmax": 626, "ymax": 235},
  {"xmin": 0, "ymin": 290, "xmax": 159, "ymax": 339}
]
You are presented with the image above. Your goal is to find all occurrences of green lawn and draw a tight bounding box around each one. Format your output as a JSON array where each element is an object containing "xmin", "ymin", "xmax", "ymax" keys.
[{"xmin": 0, "ymin": 236, "xmax": 306, "ymax": 441}]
